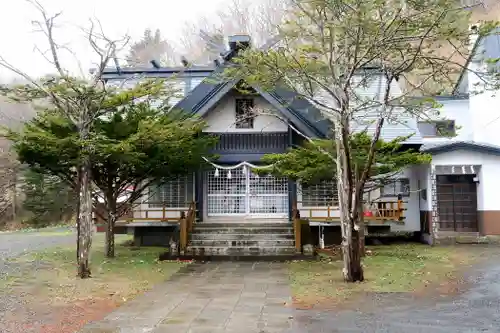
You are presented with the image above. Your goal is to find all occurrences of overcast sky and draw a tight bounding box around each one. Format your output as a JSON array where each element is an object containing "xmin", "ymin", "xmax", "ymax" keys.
[{"xmin": 0, "ymin": 0, "xmax": 229, "ymax": 81}]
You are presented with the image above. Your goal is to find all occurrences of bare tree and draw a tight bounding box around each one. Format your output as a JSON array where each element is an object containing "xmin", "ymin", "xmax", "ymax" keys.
[
  {"xmin": 225, "ymin": 0, "xmax": 499, "ymax": 282},
  {"xmin": 0, "ymin": 0, "xmax": 129, "ymax": 278},
  {"xmin": 126, "ymin": 28, "xmax": 178, "ymax": 66},
  {"xmin": 0, "ymin": 96, "xmax": 37, "ymax": 226},
  {"xmin": 178, "ymin": 0, "xmax": 289, "ymax": 64}
]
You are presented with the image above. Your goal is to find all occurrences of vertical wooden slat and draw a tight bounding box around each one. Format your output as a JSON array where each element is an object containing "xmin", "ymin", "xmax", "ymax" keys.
[
  {"xmin": 294, "ymin": 218, "xmax": 301, "ymax": 253},
  {"xmin": 397, "ymin": 200, "xmax": 403, "ymax": 220},
  {"xmin": 180, "ymin": 218, "xmax": 187, "ymax": 252},
  {"xmin": 162, "ymin": 206, "xmax": 165, "ymax": 220}
]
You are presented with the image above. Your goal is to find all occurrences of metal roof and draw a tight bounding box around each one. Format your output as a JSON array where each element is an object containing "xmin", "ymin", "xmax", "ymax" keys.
[
  {"xmin": 421, "ymin": 140, "xmax": 500, "ymax": 156},
  {"xmin": 452, "ymin": 27, "xmax": 500, "ymax": 95}
]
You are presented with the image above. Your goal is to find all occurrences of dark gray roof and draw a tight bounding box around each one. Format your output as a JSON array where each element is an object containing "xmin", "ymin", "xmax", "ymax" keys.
[
  {"xmin": 452, "ymin": 27, "xmax": 500, "ymax": 95},
  {"xmin": 173, "ymin": 66, "xmax": 330, "ymax": 138},
  {"xmin": 421, "ymin": 140, "xmax": 500, "ymax": 156},
  {"xmin": 102, "ymin": 66, "xmax": 215, "ymax": 80},
  {"xmin": 102, "ymin": 62, "xmax": 331, "ymax": 138},
  {"xmin": 174, "ymin": 66, "xmax": 230, "ymax": 115}
]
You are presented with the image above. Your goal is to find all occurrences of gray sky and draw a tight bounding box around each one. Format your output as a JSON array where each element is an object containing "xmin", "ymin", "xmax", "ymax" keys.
[{"xmin": 0, "ymin": 0, "xmax": 228, "ymax": 81}]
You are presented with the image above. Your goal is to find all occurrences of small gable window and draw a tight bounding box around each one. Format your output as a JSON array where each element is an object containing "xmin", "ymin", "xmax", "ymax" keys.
[{"xmin": 235, "ymin": 98, "xmax": 255, "ymax": 129}]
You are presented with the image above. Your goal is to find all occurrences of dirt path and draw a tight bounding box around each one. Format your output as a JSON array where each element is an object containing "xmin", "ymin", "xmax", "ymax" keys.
[
  {"xmin": 0, "ymin": 229, "xmax": 116, "ymax": 333},
  {"xmin": 287, "ymin": 253, "xmax": 500, "ymax": 333}
]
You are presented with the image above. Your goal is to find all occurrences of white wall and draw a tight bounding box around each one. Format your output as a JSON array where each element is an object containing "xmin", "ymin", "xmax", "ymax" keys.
[
  {"xmin": 467, "ymin": 61, "xmax": 500, "ymax": 145},
  {"xmin": 430, "ymin": 149, "xmax": 500, "ymax": 211},
  {"xmin": 422, "ymin": 99, "xmax": 472, "ymax": 145},
  {"xmin": 202, "ymin": 94, "xmax": 288, "ymax": 133},
  {"xmin": 417, "ymin": 165, "xmax": 432, "ymax": 211},
  {"xmin": 388, "ymin": 166, "xmax": 421, "ymax": 232}
]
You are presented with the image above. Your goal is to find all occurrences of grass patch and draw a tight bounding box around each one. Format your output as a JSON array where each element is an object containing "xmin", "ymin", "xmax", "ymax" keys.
[
  {"xmin": 289, "ymin": 244, "xmax": 484, "ymax": 308},
  {"xmin": 8, "ymin": 234, "xmax": 187, "ymax": 305}
]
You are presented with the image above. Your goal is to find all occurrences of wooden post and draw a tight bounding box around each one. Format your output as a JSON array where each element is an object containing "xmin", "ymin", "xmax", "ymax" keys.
[
  {"xmin": 162, "ymin": 206, "xmax": 165, "ymax": 220},
  {"xmin": 397, "ymin": 198, "xmax": 403, "ymax": 220},
  {"xmin": 294, "ymin": 218, "xmax": 301, "ymax": 253},
  {"xmin": 180, "ymin": 218, "xmax": 187, "ymax": 252}
]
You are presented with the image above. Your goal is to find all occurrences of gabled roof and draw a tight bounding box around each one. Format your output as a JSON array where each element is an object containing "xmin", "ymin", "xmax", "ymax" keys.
[
  {"xmin": 421, "ymin": 140, "xmax": 500, "ymax": 156},
  {"xmin": 174, "ymin": 66, "xmax": 330, "ymax": 138}
]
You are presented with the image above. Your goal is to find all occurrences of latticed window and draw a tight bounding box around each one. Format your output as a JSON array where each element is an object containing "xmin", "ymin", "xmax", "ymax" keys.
[
  {"xmin": 381, "ymin": 178, "xmax": 410, "ymax": 197},
  {"xmin": 301, "ymin": 180, "xmax": 338, "ymax": 207},
  {"xmin": 149, "ymin": 175, "xmax": 194, "ymax": 208}
]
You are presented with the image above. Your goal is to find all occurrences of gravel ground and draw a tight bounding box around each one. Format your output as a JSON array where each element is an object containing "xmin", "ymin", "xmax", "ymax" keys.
[
  {"xmin": 288, "ymin": 255, "xmax": 500, "ymax": 333},
  {"xmin": 0, "ymin": 228, "xmax": 75, "ymax": 276},
  {"xmin": 0, "ymin": 228, "xmax": 77, "ymax": 333}
]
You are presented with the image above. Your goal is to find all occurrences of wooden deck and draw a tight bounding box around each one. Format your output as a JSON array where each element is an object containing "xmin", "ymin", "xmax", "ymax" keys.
[
  {"xmin": 297, "ymin": 200, "xmax": 405, "ymax": 223},
  {"xmin": 113, "ymin": 200, "xmax": 404, "ymax": 254},
  {"xmin": 292, "ymin": 200, "xmax": 405, "ymax": 252}
]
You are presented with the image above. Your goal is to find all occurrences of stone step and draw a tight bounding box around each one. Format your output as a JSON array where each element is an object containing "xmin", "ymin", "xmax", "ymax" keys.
[
  {"xmin": 189, "ymin": 239, "xmax": 295, "ymax": 247},
  {"xmin": 194, "ymin": 222, "xmax": 292, "ymax": 228},
  {"xmin": 190, "ymin": 233, "xmax": 294, "ymax": 241},
  {"xmin": 186, "ymin": 246, "xmax": 296, "ymax": 256},
  {"xmin": 191, "ymin": 227, "xmax": 293, "ymax": 235},
  {"xmin": 194, "ymin": 223, "xmax": 293, "ymax": 227},
  {"xmin": 203, "ymin": 218, "xmax": 289, "ymax": 224}
]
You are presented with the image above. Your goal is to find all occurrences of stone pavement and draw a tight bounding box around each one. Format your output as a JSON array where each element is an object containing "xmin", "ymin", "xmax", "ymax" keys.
[{"xmin": 81, "ymin": 261, "xmax": 293, "ymax": 333}]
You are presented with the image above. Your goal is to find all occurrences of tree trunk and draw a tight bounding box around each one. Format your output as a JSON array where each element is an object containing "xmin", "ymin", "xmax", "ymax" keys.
[
  {"xmin": 346, "ymin": 218, "xmax": 364, "ymax": 281},
  {"xmin": 75, "ymin": 167, "xmax": 82, "ymax": 262},
  {"xmin": 77, "ymin": 158, "xmax": 93, "ymax": 278},
  {"xmin": 357, "ymin": 197, "xmax": 366, "ymax": 257},
  {"xmin": 105, "ymin": 196, "xmax": 116, "ymax": 258},
  {"xmin": 336, "ymin": 125, "xmax": 364, "ymax": 283},
  {"xmin": 359, "ymin": 219, "xmax": 366, "ymax": 257}
]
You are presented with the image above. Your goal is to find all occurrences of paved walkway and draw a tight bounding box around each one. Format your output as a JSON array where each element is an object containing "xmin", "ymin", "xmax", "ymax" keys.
[
  {"xmin": 82, "ymin": 255, "xmax": 500, "ymax": 333},
  {"xmin": 81, "ymin": 262, "xmax": 293, "ymax": 333}
]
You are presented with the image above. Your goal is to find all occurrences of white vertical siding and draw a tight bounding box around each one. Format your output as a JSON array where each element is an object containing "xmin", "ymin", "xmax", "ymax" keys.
[{"xmin": 351, "ymin": 74, "xmax": 422, "ymax": 143}]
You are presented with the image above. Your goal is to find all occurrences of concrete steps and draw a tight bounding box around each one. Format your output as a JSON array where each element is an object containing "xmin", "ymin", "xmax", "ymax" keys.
[
  {"xmin": 191, "ymin": 227, "xmax": 293, "ymax": 235},
  {"xmin": 186, "ymin": 220, "xmax": 296, "ymax": 257},
  {"xmin": 191, "ymin": 233, "xmax": 294, "ymax": 240},
  {"xmin": 187, "ymin": 245, "xmax": 297, "ymax": 256},
  {"xmin": 190, "ymin": 239, "xmax": 295, "ymax": 247}
]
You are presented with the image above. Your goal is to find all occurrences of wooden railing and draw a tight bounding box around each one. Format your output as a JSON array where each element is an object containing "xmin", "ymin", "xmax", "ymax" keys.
[
  {"xmin": 116, "ymin": 203, "xmax": 193, "ymax": 223},
  {"xmin": 292, "ymin": 201, "xmax": 302, "ymax": 253},
  {"xmin": 296, "ymin": 200, "xmax": 404, "ymax": 222},
  {"xmin": 114, "ymin": 201, "xmax": 197, "ymax": 254},
  {"xmin": 180, "ymin": 201, "xmax": 196, "ymax": 253}
]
